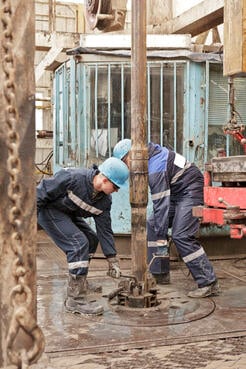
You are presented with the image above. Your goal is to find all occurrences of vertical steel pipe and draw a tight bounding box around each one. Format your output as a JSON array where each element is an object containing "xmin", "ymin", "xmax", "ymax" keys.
[{"xmin": 130, "ymin": 0, "xmax": 148, "ymax": 285}]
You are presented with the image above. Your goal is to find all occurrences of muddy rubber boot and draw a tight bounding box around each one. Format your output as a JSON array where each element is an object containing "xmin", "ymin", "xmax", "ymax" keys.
[
  {"xmin": 153, "ymin": 272, "xmax": 170, "ymax": 285},
  {"xmin": 188, "ymin": 280, "xmax": 221, "ymax": 298},
  {"xmin": 65, "ymin": 274, "xmax": 104, "ymax": 315},
  {"xmin": 152, "ymin": 254, "xmax": 170, "ymax": 285}
]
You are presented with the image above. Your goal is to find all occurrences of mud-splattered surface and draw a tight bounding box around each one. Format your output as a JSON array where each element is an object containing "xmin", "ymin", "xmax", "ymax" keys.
[{"xmin": 34, "ymin": 232, "xmax": 246, "ymax": 368}]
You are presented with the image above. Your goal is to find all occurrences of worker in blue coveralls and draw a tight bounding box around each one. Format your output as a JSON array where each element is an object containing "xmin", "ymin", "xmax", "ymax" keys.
[
  {"xmin": 37, "ymin": 157, "xmax": 129, "ymax": 315},
  {"xmin": 113, "ymin": 139, "xmax": 220, "ymax": 298}
]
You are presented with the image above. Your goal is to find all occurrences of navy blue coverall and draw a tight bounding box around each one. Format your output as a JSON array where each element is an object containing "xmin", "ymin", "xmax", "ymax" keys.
[
  {"xmin": 37, "ymin": 166, "xmax": 117, "ymax": 276},
  {"xmin": 147, "ymin": 142, "xmax": 217, "ymax": 287}
]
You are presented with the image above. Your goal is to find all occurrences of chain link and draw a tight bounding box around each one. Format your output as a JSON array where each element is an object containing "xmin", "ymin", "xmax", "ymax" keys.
[{"xmin": 1, "ymin": 1, "xmax": 45, "ymax": 367}]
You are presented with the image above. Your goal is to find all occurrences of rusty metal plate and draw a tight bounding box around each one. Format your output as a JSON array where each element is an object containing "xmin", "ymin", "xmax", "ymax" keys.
[
  {"xmin": 37, "ymin": 275, "xmax": 246, "ymax": 356},
  {"xmin": 36, "ymin": 241, "xmax": 246, "ymax": 356},
  {"xmin": 106, "ymin": 290, "xmax": 215, "ymax": 327}
]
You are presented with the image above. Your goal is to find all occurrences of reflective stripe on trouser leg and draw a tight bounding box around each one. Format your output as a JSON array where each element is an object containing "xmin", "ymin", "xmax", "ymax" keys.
[
  {"xmin": 171, "ymin": 196, "xmax": 216, "ymax": 287},
  {"xmin": 147, "ymin": 217, "xmax": 170, "ymax": 275},
  {"xmin": 182, "ymin": 247, "xmax": 216, "ymax": 287},
  {"xmin": 38, "ymin": 208, "xmax": 90, "ymax": 275}
]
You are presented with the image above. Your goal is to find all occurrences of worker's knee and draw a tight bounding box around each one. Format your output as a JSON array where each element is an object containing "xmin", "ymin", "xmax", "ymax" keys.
[{"xmin": 70, "ymin": 231, "xmax": 90, "ymax": 255}]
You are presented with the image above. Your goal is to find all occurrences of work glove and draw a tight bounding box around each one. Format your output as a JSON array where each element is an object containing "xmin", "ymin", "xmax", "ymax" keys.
[{"xmin": 107, "ymin": 256, "xmax": 121, "ymax": 278}]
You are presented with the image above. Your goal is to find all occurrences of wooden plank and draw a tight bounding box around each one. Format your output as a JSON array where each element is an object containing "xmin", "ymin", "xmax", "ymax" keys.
[
  {"xmin": 148, "ymin": 0, "xmax": 224, "ymax": 37},
  {"xmin": 224, "ymin": 0, "xmax": 246, "ymax": 76},
  {"xmin": 35, "ymin": 45, "xmax": 63, "ymax": 82}
]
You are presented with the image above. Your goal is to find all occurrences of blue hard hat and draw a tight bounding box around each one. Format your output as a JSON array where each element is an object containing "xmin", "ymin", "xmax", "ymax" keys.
[
  {"xmin": 99, "ymin": 157, "xmax": 129, "ymax": 188},
  {"xmin": 113, "ymin": 139, "xmax": 131, "ymax": 160}
]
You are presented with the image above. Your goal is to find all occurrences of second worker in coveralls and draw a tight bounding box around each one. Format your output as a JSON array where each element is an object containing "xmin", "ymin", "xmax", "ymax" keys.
[
  {"xmin": 113, "ymin": 139, "xmax": 220, "ymax": 298},
  {"xmin": 37, "ymin": 157, "xmax": 129, "ymax": 315}
]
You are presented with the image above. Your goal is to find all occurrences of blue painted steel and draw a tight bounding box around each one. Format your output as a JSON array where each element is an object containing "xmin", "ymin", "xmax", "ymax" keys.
[
  {"xmin": 77, "ymin": 63, "xmax": 86, "ymax": 165},
  {"xmin": 85, "ymin": 65, "xmax": 91, "ymax": 166},
  {"xmin": 54, "ymin": 64, "xmax": 67, "ymax": 172},
  {"xmin": 53, "ymin": 67, "xmax": 60, "ymax": 172},
  {"xmin": 53, "ymin": 59, "xmax": 241, "ymax": 236},
  {"xmin": 69, "ymin": 58, "xmax": 77, "ymax": 167},
  {"xmin": 192, "ymin": 62, "xmax": 206, "ymax": 166},
  {"xmin": 184, "ymin": 62, "xmax": 206, "ymax": 165},
  {"xmin": 52, "ymin": 60, "xmax": 187, "ymax": 233},
  {"xmin": 63, "ymin": 64, "xmax": 69, "ymax": 168},
  {"xmin": 183, "ymin": 61, "xmax": 190, "ymax": 159}
]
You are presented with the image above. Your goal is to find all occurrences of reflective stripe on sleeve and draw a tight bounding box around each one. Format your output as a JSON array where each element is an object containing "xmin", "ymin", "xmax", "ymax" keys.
[
  {"xmin": 171, "ymin": 162, "xmax": 191, "ymax": 184},
  {"xmin": 151, "ymin": 189, "xmax": 170, "ymax": 201},
  {"xmin": 68, "ymin": 190, "xmax": 103, "ymax": 215},
  {"xmin": 182, "ymin": 247, "xmax": 205, "ymax": 263}
]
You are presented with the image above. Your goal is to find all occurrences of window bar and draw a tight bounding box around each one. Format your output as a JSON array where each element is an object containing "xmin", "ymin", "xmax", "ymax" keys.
[
  {"xmin": 55, "ymin": 69, "xmax": 62, "ymax": 167},
  {"xmin": 160, "ymin": 63, "xmax": 163, "ymax": 146},
  {"xmin": 121, "ymin": 63, "xmax": 125, "ymax": 139},
  {"xmin": 63, "ymin": 67, "xmax": 69, "ymax": 166},
  {"xmin": 82, "ymin": 64, "xmax": 87, "ymax": 165},
  {"xmin": 173, "ymin": 62, "xmax": 177, "ymax": 151},
  {"xmin": 70, "ymin": 59, "xmax": 76, "ymax": 166},
  {"xmin": 226, "ymin": 76, "xmax": 230, "ymax": 156},
  {"xmin": 95, "ymin": 65, "xmax": 99, "ymax": 157},
  {"xmin": 108, "ymin": 64, "xmax": 112, "ymax": 156},
  {"xmin": 185, "ymin": 61, "xmax": 190, "ymax": 158},
  {"xmin": 147, "ymin": 63, "xmax": 151, "ymax": 142}
]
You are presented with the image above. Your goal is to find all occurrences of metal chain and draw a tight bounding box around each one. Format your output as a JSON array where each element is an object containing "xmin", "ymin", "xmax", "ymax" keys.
[{"xmin": 1, "ymin": 1, "xmax": 45, "ymax": 368}]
